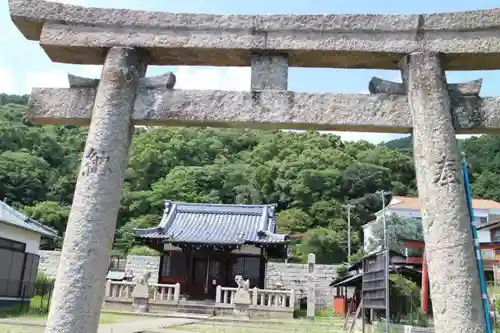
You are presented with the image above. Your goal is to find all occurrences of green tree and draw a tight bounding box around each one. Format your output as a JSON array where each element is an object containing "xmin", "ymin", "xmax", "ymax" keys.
[
  {"xmin": 23, "ymin": 201, "xmax": 70, "ymax": 236},
  {"xmin": 276, "ymin": 208, "xmax": 313, "ymax": 234},
  {"xmin": 367, "ymin": 214, "xmax": 423, "ymax": 255},
  {"xmin": 0, "ymin": 95, "xmax": 499, "ymax": 264},
  {"xmin": 298, "ymin": 228, "xmax": 346, "ymax": 264},
  {"xmin": 114, "ymin": 214, "xmax": 160, "ymax": 254}
]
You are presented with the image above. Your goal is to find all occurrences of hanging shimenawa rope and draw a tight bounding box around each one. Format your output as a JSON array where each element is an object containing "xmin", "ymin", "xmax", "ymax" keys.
[{"xmin": 461, "ymin": 152, "xmax": 493, "ymax": 333}]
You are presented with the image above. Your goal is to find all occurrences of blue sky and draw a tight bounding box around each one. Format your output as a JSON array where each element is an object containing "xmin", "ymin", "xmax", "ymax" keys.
[{"xmin": 1, "ymin": 0, "xmax": 499, "ymax": 143}]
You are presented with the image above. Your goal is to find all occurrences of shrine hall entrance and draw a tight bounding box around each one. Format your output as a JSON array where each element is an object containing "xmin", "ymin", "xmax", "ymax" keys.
[
  {"xmin": 158, "ymin": 247, "xmax": 267, "ymax": 301},
  {"xmin": 190, "ymin": 256, "xmax": 222, "ymax": 300}
]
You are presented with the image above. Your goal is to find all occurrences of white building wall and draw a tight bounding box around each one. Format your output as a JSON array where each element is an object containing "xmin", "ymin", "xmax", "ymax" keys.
[
  {"xmin": 478, "ymin": 230, "xmax": 491, "ymax": 243},
  {"xmin": 0, "ymin": 222, "xmax": 41, "ymax": 254}
]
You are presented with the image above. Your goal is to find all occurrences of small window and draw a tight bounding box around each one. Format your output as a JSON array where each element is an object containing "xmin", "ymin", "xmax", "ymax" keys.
[
  {"xmin": 475, "ymin": 217, "xmax": 488, "ymax": 225},
  {"xmin": 0, "ymin": 237, "xmax": 26, "ymax": 252}
]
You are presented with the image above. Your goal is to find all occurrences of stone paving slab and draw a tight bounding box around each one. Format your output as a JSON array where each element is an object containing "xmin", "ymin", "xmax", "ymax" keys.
[
  {"xmin": 102, "ymin": 310, "xmax": 211, "ymax": 320},
  {"xmin": 98, "ymin": 317, "xmax": 200, "ymax": 333},
  {"xmin": 0, "ymin": 317, "xmax": 201, "ymax": 333},
  {"xmin": 0, "ymin": 319, "xmax": 45, "ymax": 326}
]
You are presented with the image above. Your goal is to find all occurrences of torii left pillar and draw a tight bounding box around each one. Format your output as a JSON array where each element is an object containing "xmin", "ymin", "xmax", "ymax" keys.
[{"xmin": 45, "ymin": 47, "xmax": 148, "ymax": 333}]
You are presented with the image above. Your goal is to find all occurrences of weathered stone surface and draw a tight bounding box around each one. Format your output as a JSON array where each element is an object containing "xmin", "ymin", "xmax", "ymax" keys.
[
  {"xmin": 369, "ymin": 77, "xmax": 483, "ymax": 96},
  {"xmin": 68, "ymin": 74, "xmax": 99, "ymax": 88},
  {"xmin": 44, "ymin": 47, "xmax": 148, "ymax": 333},
  {"xmin": 369, "ymin": 77, "xmax": 406, "ymax": 95},
  {"xmin": 27, "ymin": 87, "xmax": 500, "ymax": 134},
  {"xmin": 68, "ymin": 72, "xmax": 177, "ymax": 89},
  {"xmin": 251, "ymin": 55, "xmax": 288, "ymax": 90},
  {"xmin": 9, "ymin": 0, "xmax": 500, "ymax": 69},
  {"xmin": 402, "ymin": 52, "xmax": 486, "ymax": 333},
  {"xmin": 141, "ymin": 72, "xmax": 176, "ymax": 89}
]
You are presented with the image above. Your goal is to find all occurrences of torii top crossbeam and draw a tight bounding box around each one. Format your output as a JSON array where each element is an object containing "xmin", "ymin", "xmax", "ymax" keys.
[
  {"xmin": 9, "ymin": 0, "xmax": 500, "ymax": 69},
  {"xmin": 8, "ymin": 2, "xmax": 500, "ymax": 135}
]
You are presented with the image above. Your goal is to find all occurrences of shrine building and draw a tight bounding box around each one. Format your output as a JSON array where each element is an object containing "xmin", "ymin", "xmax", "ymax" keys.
[{"xmin": 133, "ymin": 201, "xmax": 289, "ymax": 300}]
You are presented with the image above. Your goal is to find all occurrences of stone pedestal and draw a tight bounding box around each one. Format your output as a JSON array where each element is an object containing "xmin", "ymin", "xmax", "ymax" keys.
[
  {"xmin": 233, "ymin": 290, "xmax": 251, "ymax": 319},
  {"xmin": 132, "ymin": 297, "xmax": 149, "ymax": 313},
  {"xmin": 132, "ymin": 282, "xmax": 150, "ymax": 313}
]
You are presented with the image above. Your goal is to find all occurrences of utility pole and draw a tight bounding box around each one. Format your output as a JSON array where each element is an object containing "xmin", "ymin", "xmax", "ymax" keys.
[
  {"xmin": 343, "ymin": 203, "xmax": 354, "ymax": 263},
  {"xmin": 376, "ymin": 191, "xmax": 390, "ymax": 251},
  {"xmin": 376, "ymin": 189, "xmax": 391, "ymax": 333}
]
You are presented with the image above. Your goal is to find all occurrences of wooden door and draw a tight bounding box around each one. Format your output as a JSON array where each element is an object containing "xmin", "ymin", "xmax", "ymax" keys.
[
  {"xmin": 191, "ymin": 257, "xmax": 207, "ymax": 299},
  {"xmin": 207, "ymin": 259, "xmax": 221, "ymax": 299}
]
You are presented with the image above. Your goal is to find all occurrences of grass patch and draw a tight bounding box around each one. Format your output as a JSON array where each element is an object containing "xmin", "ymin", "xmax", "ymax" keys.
[
  {"xmin": 1, "ymin": 313, "xmax": 144, "ymax": 324},
  {"xmin": 98, "ymin": 313, "xmax": 147, "ymax": 324},
  {"xmin": 0, "ymin": 305, "xmax": 45, "ymax": 319},
  {"xmin": 0, "ymin": 325, "xmax": 44, "ymax": 333},
  {"xmin": 0, "ymin": 295, "xmax": 53, "ymax": 320},
  {"xmin": 157, "ymin": 320, "xmax": 344, "ymax": 333},
  {"xmin": 488, "ymin": 283, "xmax": 500, "ymax": 298},
  {"xmin": 0, "ymin": 312, "xmax": 146, "ymax": 333},
  {"xmin": 162, "ymin": 324, "xmax": 332, "ymax": 333}
]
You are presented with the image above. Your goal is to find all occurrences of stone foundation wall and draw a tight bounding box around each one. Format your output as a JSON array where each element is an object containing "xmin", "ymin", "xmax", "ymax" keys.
[
  {"xmin": 125, "ymin": 255, "xmax": 161, "ymax": 282},
  {"xmin": 39, "ymin": 251, "xmax": 338, "ymax": 308},
  {"xmin": 265, "ymin": 262, "xmax": 338, "ymax": 309}
]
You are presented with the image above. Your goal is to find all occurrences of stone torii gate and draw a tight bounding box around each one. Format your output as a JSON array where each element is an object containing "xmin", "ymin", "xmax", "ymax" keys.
[{"xmin": 9, "ymin": 1, "xmax": 500, "ymax": 332}]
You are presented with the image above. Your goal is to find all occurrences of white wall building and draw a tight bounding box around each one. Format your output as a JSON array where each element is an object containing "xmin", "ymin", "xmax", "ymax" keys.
[
  {"xmin": 362, "ymin": 196, "xmax": 500, "ymax": 253},
  {"xmin": 0, "ymin": 200, "xmax": 58, "ymax": 308}
]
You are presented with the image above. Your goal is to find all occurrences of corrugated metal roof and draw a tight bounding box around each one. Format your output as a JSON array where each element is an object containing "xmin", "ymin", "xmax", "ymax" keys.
[
  {"xmin": 0, "ymin": 201, "xmax": 58, "ymax": 238},
  {"xmin": 134, "ymin": 201, "xmax": 287, "ymax": 245}
]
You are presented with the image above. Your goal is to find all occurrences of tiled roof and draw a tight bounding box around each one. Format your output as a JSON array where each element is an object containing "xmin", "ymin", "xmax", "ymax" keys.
[
  {"xmin": 134, "ymin": 201, "xmax": 287, "ymax": 245},
  {"xmin": 0, "ymin": 201, "xmax": 58, "ymax": 238},
  {"xmin": 388, "ymin": 196, "xmax": 500, "ymax": 210}
]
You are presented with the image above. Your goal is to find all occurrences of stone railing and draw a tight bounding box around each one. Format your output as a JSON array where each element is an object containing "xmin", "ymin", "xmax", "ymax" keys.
[
  {"xmin": 252, "ymin": 288, "xmax": 295, "ymax": 309},
  {"xmin": 105, "ymin": 281, "xmax": 135, "ymax": 300},
  {"xmin": 150, "ymin": 282, "xmax": 180, "ymax": 303},
  {"xmin": 215, "ymin": 286, "xmax": 238, "ymax": 307},
  {"xmin": 104, "ymin": 280, "xmax": 180, "ymax": 304},
  {"xmin": 215, "ymin": 286, "xmax": 295, "ymax": 310}
]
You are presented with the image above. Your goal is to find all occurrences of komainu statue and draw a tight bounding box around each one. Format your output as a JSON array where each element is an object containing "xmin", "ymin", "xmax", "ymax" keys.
[
  {"xmin": 135, "ymin": 271, "xmax": 151, "ymax": 286},
  {"xmin": 234, "ymin": 275, "xmax": 250, "ymax": 291}
]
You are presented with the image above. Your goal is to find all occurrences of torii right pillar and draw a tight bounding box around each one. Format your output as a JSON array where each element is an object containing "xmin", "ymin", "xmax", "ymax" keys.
[{"xmin": 401, "ymin": 52, "xmax": 486, "ymax": 333}]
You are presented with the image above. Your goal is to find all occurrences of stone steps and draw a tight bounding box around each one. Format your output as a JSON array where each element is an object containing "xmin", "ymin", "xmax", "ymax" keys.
[{"xmin": 176, "ymin": 304, "xmax": 215, "ymax": 316}]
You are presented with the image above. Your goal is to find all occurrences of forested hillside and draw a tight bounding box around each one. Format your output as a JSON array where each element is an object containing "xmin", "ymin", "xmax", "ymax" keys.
[{"xmin": 1, "ymin": 93, "xmax": 499, "ymax": 264}]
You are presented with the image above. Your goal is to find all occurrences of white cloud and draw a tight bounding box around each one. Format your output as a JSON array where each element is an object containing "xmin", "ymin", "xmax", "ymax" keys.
[
  {"xmin": 25, "ymin": 71, "xmax": 69, "ymax": 90},
  {"xmin": 0, "ymin": 68, "xmax": 16, "ymax": 94},
  {"xmin": 174, "ymin": 66, "xmax": 250, "ymax": 91}
]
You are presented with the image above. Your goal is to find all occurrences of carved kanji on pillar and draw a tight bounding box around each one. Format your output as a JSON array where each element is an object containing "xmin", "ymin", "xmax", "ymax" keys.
[{"xmin": 432, "ymin": 155, "xmax": 460, "ymax": 187}]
